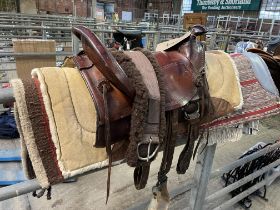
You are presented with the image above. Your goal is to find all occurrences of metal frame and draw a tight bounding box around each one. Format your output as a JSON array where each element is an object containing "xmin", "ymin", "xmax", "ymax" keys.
[
  {"xmin": 214, "ymin": 15, "xmax": 280, "ymax": 37},
  {"xmin": 0, "ymin": 126, "xmax": 278, "ymax": 209},
  {"xmin": 189, "ymin": 141, "xmax": 280, "ymax": 210}
]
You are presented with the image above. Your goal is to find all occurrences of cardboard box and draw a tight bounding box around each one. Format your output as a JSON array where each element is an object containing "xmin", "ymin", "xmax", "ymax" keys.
[
  {"xmin": 13, "ymin": 39, "xmax": 56, "ymax": 80},
  {"xmin": 183, "ymin": 13, "xmax": 207, "ymax": 30},
  {"xmin": 183, "ymin": 13, "xmax": 207, "ymax": 41}
]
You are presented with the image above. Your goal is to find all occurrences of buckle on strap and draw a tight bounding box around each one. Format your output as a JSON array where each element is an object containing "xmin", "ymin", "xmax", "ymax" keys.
[
  {"xmin": 184, "ymin": 100, "xmax": 200, "ymax": 120},
  {"xmin": 137, "ymin": 135, "xmax": 160, "ymax": 162}
]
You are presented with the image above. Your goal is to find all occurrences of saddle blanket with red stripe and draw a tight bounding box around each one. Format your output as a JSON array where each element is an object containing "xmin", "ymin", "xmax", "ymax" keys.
[{"xmin": 203, "ymin": 53, "xmax": 280, "ymax": 130}]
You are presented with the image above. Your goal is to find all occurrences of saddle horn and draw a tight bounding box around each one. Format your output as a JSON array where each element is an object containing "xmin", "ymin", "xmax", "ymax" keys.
[
  {"xmin": 72, "ymin": 26, "xmax": 135, "ymax": 99},
  {"xmin": 191, "ymin": 25, "xmax": 208, "ymax": 37}
]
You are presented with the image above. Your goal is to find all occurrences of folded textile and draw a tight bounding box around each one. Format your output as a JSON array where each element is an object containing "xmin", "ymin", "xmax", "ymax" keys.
[
  {"xmin": 156, "ymin": 32, "xmax": 191, "ymax": 51},
  {"xmin": 0, "ymin": 110, "xmax": 19, "ymax": 139},
  {"xmin": 204, "ymin": 53, "xmax": 280, "ymax": 130},
  {"xmin": 12, "ymin": 79, "xmax": 49, "ymax": 187},
  {"xmin": 202, "ymin": 53, "xmax": 280, "ymax": 145}
]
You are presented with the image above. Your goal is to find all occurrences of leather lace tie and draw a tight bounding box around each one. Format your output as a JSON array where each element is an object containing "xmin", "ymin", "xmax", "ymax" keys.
[{"xmin": 103, "ymin": 83, "xmax": 112, "ymax": 204}]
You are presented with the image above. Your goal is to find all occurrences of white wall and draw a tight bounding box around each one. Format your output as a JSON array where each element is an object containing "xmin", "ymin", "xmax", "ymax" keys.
[{"xmin": 259, "ymin": 0, "xmax": 280, "ymax": 20}]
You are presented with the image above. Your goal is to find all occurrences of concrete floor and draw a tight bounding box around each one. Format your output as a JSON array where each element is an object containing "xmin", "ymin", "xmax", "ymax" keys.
[{"xmin": 1, "ymin": 116, "xmax": 280, "ymax": 210}]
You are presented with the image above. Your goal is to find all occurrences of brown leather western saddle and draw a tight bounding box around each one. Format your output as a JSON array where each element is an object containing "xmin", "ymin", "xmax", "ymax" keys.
[
  {"xmin": 247, "ymin": 48, "xmax": 280, "ymax": 91},
  {"xmin": 71, "ymin": 25, "xmax": 212, "ymax": 201}
]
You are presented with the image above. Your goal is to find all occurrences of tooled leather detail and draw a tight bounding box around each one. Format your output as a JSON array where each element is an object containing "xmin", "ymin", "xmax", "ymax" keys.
[
  {"xmin": 73, "ymin": 52, "xmax": 93, "ymax": 70},
  {"xmin": 97, "ymin": 80, "xmax": 112, "ymax": 93},
  {"xmin": 154, "ymin": 51, "xmax": 197, "ymax": 110}
]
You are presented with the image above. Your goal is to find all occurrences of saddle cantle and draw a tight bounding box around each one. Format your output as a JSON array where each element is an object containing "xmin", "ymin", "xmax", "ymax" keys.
[{"xmin": 72, "ymin": 26, "xmax": 135, "ymax": 100}]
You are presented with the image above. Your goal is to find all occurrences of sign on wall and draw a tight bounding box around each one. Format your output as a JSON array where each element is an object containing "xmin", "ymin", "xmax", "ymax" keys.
[
  {"xmin": 191, "ymin": 0, "xmax": 262, "ymax": 11},
  {"xmin": 122, "ymin": 11, "xmax": 132, "ymax": 22}
]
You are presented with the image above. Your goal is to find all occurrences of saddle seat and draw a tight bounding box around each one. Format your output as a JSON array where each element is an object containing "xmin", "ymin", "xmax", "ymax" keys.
[
  {"xmin": 247, "ymin": 48, "xmax": 280, "ymax": 68},
  {"xmin": 267, "ymin": 37, "xmax": 280, "ymax": 54}
]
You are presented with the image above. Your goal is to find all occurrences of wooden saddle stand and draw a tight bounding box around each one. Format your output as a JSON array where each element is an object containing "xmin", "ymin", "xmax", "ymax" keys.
[{"xmin": 71, "ymin": 25, "xmax": 213, "ymax": 202}]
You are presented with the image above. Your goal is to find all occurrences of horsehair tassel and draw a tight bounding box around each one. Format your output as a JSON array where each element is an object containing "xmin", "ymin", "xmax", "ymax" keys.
[
  {"xmin": 47, "ymin": 186, "xmax": 52, "ymax": 200},
  {"xmin": 148, "ymin": 181, "xmax": 170, "ymax": 210},
  {"xmin": 33, "ymin": 188, "xmax": 46, "ymax": 198},
  {"xmin": 32, "ymin": 191, "xmax": 37, "ymax": 197},
  {"xmin": 32, "ymin": 186, "xmax": 52, "ymax": 200}
]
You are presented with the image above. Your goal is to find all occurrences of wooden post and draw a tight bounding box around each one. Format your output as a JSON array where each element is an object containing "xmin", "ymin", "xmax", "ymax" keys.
[
  {"xmin": 153, "ymin": 32, "xmax": 160, "ymax": 51},
  {"xmin": 13, "ymin": 39, "xmax": 56, "ymax": 80},
  {"xmin": 224, "ymin": 30, "xmax": 231, "ymax": 52},
  {"xmin": 72, "ymin": 33, "xmax": 80, "ymax": 55},
  {"xmin": 92, "ymin": 0, "xmax": 97, "ymax": 18}
]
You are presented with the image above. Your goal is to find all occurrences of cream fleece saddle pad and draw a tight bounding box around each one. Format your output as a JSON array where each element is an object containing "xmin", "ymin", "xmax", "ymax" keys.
[
  {"xmin": 32, "ymin": 67, "xmax": 108, "ymax": 173},
  {"xmin": 12, "ymin": 67, "xmax": 110, "ymax": 188},
  {"xmin": 206, "ymin": 50, "xmax": 243, "ymax": 118}
]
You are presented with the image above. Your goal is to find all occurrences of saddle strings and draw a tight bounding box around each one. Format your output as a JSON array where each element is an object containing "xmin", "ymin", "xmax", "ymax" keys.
[
  {"xmin": 183, "ymin": 43, "xmax": 214, "ymax": 159},
  {"xmin": 156, "ymin": 110, "xmax": 178, "ymax": 189},
  {"xmin": 103, "ymin": 83, "xmax": 113, "ymax": 204}
]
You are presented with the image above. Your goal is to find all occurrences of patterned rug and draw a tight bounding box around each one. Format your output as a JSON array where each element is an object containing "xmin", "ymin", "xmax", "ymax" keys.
[{"xmin": 201, "ymin": 53, "xmax": 280, "ymax": 144}]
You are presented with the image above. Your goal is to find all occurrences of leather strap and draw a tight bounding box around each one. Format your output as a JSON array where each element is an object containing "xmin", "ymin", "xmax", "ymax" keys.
[
  {"xmin": 134, "ymin": 165, "xmax": 150, "ymax": 190},
  {"xmin": 124, "ymin": 51, "xmax": 161, "ymax": 163},
  {"xmin": 103, "ymin": 83, "xmax": 112, "ymax": 203},
  {"xmin": 154, "ymin": 110, "xmax": 178, "ymax": 189},
  {"xmin": 176, "ymin": 124, "xmax": 198, "ymax": 174},
  {"xmin": 72, "ymin": 26, "xmax": 135, "ymax": 100},
  {"xmin": 120, "ymin": 51, "xmax": 161, "ymax": 189}
]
